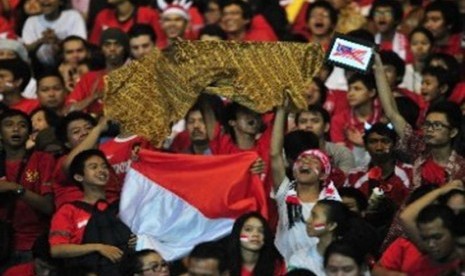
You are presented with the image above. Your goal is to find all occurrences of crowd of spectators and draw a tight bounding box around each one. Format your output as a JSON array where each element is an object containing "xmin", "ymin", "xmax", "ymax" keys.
[{"xmin": 1, "ymin": 0, "xmax": 465, "ymax": 275}]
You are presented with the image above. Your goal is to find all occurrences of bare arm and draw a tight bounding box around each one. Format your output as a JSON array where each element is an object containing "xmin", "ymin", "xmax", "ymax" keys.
[
  {"xmin": 373, "ymin": 53, "xmax": 407, "ymax": 139},
  {"xmin": 62, "ymin": 117, "xmax": 109, "ymax": 172},
  {"xmin": 51, "ymin": 244, "xmax": 123, "ymax": 263},
  {"xmin": 0, "ymin": 182, "xmax": 54, "ymax": 215},
  {"xmin": 68, "ymin": 92, "xmax": 102, "ymax": 113},
  {"xmin": 372, "ymin": 265, "xmax": 408, "ymax": 276},
  {"xmin": 399, "ymin": 180, "xmax": 464, "ymax": 246},
  {"xmin": 270, "ymin": 105, "xmax": 287, "ymax": 192}
]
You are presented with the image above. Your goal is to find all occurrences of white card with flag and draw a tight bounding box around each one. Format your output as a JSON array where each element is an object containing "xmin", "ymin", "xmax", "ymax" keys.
[{"xmin": 326, "ymin": 34, "xmax": 375, "ymax": 74}]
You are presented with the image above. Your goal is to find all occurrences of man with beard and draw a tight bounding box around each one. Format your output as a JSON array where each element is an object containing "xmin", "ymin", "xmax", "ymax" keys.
[
  {"xmin": 345, "ymin": 123, "xmax": 413, "ymax": 206},
  {"xmin": 67, "ymin": 28, "xmax": 129, "ymax": 117},
  {"xmin": 184, "ymin": 103, "xmax": 211, "ymax": 155}
]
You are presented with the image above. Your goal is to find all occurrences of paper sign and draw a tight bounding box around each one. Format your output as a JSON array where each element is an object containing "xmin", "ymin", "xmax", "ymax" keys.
[{"xmin": 326, "ymin": 34, "xmax": 375, "ymax": 73}]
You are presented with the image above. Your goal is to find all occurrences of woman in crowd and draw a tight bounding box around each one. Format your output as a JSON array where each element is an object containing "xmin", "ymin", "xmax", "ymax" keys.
[{"xmin": 227, "ymin": 212, "xmax": 285, "ymax": 276}]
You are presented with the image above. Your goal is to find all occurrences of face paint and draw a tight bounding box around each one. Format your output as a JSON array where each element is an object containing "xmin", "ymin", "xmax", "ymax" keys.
[{"xmin": 240, "ymin": 234, "xmax": 250, "ymax": 242}]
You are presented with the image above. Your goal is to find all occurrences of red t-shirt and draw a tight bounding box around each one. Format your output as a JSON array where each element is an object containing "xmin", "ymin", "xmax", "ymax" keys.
[
  {"xmin": 0, "ymin": 151, "xmax": 55, "ymax": 251},
  {"xmin": 379, "ymin": 237, "xmax": 459, "ymax": 275},
  {"xmin": 89, "ymin": 7, "xmax": 163, "ymax": 46},
  {"xmin": 290, "ymin": 2, "xmax": 310, "ymax": 38},
  {"xmin": 435, "ymin": 33, "xmax": 462, "ymax": 60},
  {"xmin": 246, "ymin": 15, "xmax": 278, "ymax": 42},
  {"xmin": 49, "ymin": 200, "xmax": 109, "ymax": 246},
  {"xmin": 99, "ymin": 135, "xmax": 153, "ymax": 183},
  {"xmin": 330, "ymin": 102, "xmax": 382, "ymax": 148},
  {"xmin": 0, "ymin": 15, "xmax": 17, "ymax": 39},
  {"xmin": 448, "ymin": 82, "xmax": 465, "ymax": 105},
  {"xmin": 3, "ymin": 262, "xmax": 35, "ymax": 276},
  {"xmin": 324, "ymin": 89, "xmax": 349, "ymax": 117},
  {"xmin": 66, "ymin": 70, "xmax": 105, "ymax": 116},
  {"xmin": 346, "ymin": 162, "xmax": 413, "ymax": 206},
  {"xmin": 52, "ymin": 154, "xmax": 122, "ymax": 209},
  {"xmin": 9, "ymin": 98, "xmax": 40, "ymax": 115},
  {"xmin": 227, "ymin": 15, "xmax": 277, "ymax": 42}
]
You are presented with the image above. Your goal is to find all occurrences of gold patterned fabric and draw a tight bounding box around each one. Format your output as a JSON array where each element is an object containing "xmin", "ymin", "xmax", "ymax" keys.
[{"xmin": 104, "ymin": 40, "xmax": 324, "ymax": 146}]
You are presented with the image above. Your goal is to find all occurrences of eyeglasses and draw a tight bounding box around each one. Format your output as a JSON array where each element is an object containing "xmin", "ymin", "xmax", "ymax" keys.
[
  {"xmin": 139, "ymin": 262, "xmax": 169, "ymax": 273},
  {"xmin": 421, "ymin": 121, "xmax": 451, "ymax": 131},
  {"xmin": 374, "ymin": 10, "xmax": 393, "ymax": 17}
]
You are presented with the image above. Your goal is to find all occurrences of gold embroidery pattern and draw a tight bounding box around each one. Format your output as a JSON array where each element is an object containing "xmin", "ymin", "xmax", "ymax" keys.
[{"xmin": 105, "ymin": 40, "xmax": 324, "ymax": 146}]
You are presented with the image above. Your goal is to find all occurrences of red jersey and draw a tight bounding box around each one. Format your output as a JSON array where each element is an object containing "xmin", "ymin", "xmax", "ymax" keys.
[
  {"xmin": 324, "ymin": 89, "xmax": 349, "ymax": 117},
  {"xmin": 290, "ymin": 2, "xmax": 310, "ymax": 38},
  {"xmin": 227, "ymin": 15, "xmax": 277, "ymax": 42},
  {"xmin": 330, "ymin": 102, "xmax": 382, "ymax": 148},
  {"xmin": 210, "ymin": 113, "xmax": 274, "ymax": 166},
  {"xmin": 49, "ymin": 200, "xmax": 109, "ymax": 246},
  {"xmin": 0, "ymin": 15, "xmax": 17, "ymax": 39},
  {"xmin": 379, "ymin": 237, "xmax": 459, "ymax": 275},
  {"xmin": 99, "ymin": 135, "xmax": 153, "ymax": 183},
  {"xmin": 246, "ymin": 15, "xmax": 278, "ymax": 41},
  {"xmin": 0, "ymin": 151, "xmax": 55, "ymax": 251},
  {"xmin": 448, "ymin": 82, "xmax": 465, "ymax": 105},
  {"xmin": 9, "ymin": 98, "xmax": 40, "ymax": 114},
  {"xmin": 89, "ymin": 6, "xmax": 163, "ymax": 46},
  {"xmin": 66, "ymin": 70, "xmax": 105, "ymax": 116},
  {"xmin": 3, "ymin": 262, "xmax": 35, "ymax": 276},
  {"xmin": 435, "ymin": 33, "xmax": 462, "ymax": 60},
  {"xmin": 345, "ymin": 162, "xmax": 413, "ymax": 206},
  {"xmin": 52, "ymin": 154, "xmax": 122, "ymax": 209}
]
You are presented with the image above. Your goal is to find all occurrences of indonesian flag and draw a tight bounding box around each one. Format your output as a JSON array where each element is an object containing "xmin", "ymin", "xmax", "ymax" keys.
[{"xmin": 119, "ymin": 149, "xmax": 268, "ymax": 261}]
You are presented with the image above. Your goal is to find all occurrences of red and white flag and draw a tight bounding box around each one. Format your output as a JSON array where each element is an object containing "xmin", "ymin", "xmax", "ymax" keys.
[{"xmin": 119, "ymin": 149, "xmax": 268, "ymax": 261}]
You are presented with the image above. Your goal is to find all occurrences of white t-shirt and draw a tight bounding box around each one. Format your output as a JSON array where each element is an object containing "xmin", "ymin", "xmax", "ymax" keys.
[
  {"xmin": 400, "ymin": 64, "xmax": 422, "ymax": 94},
  {"xmin": 22, "ymin": 9, "xmax": 87, "ymax": 65},
  {"xmin": 288, "ymin": 245, "xmax": 325, "ymax": 276},
  {"xmin": 274, "ymin": 176, "xmax": 318, "ymax": 262},
  {"xmin": 274, "ymin": 177, "xmax": 341, "ymax": 262}
]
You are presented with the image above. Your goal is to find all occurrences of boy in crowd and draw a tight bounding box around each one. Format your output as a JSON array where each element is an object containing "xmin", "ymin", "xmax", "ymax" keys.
[
  {"xmin": 0, "ymin": 110, "xmax": 55, "ymax": 269},
  {"xmin": 345, "ymin": 123, "xmax": 412, "ymax": 207},
  {"xmin": 36, "ymin": 72, "xmax": 68, "ymax": 116},
  {"xmin": 295, "ymin": 104, "xmax": 355, "ymax": 174},
  {"xmin": 370, "ymin": 0, "xmax": 408, "ymax": 60},
  {"xmin": 128, "ymin": 24, "xmax": 157, "ymax": 60},
  {"xmin": 0, "ymin": 58, "xmax": 39, "ymax": 114}
]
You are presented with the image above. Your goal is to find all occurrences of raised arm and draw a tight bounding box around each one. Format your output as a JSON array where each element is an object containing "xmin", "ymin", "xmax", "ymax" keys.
[
  {"xmin": 62, "ymin": 117, "xmax": 110, "ymax": 172},
  {"xmin": 373, "ymin": 53, "xmax": 407, "ymax": 139},
  {"xmin": 399, "ymin": 180, "xmax": 464, "ymax": 247},
  {"xmin": 270, "ymin": 104, "xmax": 287, "ymax": 193}
]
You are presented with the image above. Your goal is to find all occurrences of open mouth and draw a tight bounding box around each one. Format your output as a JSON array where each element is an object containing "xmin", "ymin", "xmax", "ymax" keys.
[
  {"xmin": 97, "ymin": 174, "xmax": 108, "ymax": 182},
  {"xmin": 298, "ymin": 167, "xmax": 311, "ymax": 174},
  {"xmin": 10, "ymin": 134, "xmax": 23, "ymax": 142}
]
